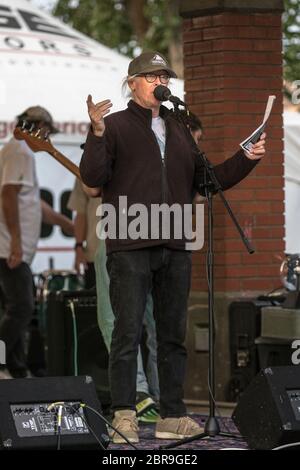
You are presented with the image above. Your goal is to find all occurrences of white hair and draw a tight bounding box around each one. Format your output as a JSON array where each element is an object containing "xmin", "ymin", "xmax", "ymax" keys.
[{"xmin": 121, "ymin": 74, "xmax": 138, "ymax": 98}]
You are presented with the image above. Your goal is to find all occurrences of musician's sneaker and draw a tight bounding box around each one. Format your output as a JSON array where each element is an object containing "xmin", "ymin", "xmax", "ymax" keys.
[
  {"xmin": 0, "ymin": 368, "xmax": 13, "ymax": 380},
  {"xmin": 136, "ymin": 392, "xmax": 160, "ymax": 423},
  {"xmin": 110, "ymin": 410, "xmax": 139, "ymax": 444},
  {"xmin": 155, "ymin": 416, "xmax": 204, "ymax": 439}
]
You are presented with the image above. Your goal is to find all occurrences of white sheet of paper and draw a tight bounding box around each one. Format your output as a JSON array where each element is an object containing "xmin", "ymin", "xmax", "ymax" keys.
[{"xmin": 240, "ymin": 95, "xmax": 276, "ymax": 152}]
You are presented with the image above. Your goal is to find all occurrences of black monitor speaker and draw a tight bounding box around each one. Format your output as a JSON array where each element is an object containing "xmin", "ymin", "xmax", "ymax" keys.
[
  {"xmin": 232, "ymin": 366, "xmax": 300, "ymax": 449},
  {"xmin": 0, "ymin": 375, "xmax": 109, "ymax": 450}
]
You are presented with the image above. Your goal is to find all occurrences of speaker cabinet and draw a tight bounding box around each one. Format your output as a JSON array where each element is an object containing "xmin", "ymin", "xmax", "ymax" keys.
[
  {"xmin": 0, "ymin": 376, "xmax": 109, "ymax": 450},
  {"xmin": 226, "ymin": 299, "xmax": 271, "ymax": 401},
  {"xmin": 46, "ymin": 290, "xmax": 110, "ymax": 406},
  {"xmin": 232, "ymin": 366, "xmax": 300, "ymax": 449}
]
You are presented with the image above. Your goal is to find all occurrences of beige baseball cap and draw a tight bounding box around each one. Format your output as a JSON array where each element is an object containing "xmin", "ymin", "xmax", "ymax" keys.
[
  {"xmin": 128, "ymin": 51, "xmax": 177, "ymax": 78},
  {"xmin": 17, "ymin": 106, "xmax": 59, "ymax": 134}
]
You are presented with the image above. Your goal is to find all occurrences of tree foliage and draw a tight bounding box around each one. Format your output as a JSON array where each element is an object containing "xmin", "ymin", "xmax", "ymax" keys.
[
  {"xmin": 53, "ymin": 0, "xmax": 300, "ymax": 83},
  {"xmin": 283, "ymin": 0, "xmax": 300, "ymax": 83},
  {"xmin": 53, "ymin": 0, "xmax": 183, "ymax": 76}
]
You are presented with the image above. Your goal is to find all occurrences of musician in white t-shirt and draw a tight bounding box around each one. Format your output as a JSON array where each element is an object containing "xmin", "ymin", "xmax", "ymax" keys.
[{"xmin": 0, "ymin": 107, "xmax": 73, "ymax": 380}]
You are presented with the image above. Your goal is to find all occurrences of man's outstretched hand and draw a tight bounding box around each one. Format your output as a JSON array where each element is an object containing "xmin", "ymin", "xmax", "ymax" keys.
[{"xmin": 86, "ymin": 94, "xmax": 113, "ymax": 137}]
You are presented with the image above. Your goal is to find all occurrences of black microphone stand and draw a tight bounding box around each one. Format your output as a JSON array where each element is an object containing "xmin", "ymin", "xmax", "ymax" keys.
[{"xmin": 160, "ymin": 105, "xmax": 253, "ymax": 449}]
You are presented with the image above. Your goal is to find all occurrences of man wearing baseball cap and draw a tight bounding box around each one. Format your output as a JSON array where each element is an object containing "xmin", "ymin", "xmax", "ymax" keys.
[
  {"xmin": 0, "ymin": 106, "xmax": 72, "ymax": 380},
  {"xmin": 80, "ymin": 50, "xmax": 267, "ymax": 444}
]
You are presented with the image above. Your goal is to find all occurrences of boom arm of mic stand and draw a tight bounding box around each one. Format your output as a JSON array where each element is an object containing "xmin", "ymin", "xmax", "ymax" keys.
[{"xmin": 197, "ymin": 150, "xmax": 255, "ymax": 255}]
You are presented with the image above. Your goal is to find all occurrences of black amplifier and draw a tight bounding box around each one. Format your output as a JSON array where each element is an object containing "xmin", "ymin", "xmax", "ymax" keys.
[
  {"xmin": 45, "ymin": 290, "xmax": 110, "ymax": 406},
  {"xmin": 226, "ymin": 299, "xmax": 272, "ymax": 401}
]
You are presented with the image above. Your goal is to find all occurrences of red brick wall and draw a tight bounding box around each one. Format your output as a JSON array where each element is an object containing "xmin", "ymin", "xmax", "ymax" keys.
[{"xmin": 183, "ymin": 12, "xmax": 285, "ymax": 292}]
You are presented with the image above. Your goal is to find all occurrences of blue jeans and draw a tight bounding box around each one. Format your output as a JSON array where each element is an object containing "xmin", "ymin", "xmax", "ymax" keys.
[
  {"xmin": 107, "ymin": 247, "xmax": 191, "ymax": 418},
  {"xmin": 95, "ymin": 239, "xmax": 159, "ymax": 398}
]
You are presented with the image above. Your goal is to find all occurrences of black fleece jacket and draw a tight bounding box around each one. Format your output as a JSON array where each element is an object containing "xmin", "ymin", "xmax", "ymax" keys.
[{"xmin": 80, "ymin": 100, "xmax": 259, "ymax": 253}]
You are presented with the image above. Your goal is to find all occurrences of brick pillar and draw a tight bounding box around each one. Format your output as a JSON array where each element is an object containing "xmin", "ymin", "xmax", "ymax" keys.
[{"xmin": 180, "ymin": 0, "xmax": 285, "ymax": 294}]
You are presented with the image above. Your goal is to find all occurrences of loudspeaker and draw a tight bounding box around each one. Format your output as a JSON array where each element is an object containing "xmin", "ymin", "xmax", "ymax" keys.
[
  {"xmin": 226, "ymin": 299, "xmax": 271, "ymax": 401},
  {"xmin": 0, "ymin": 375, "xmax": 109, "ymax": 450},
  {"xmin": 45, "ymin": 290, "xmax": 110, "ymax": 406},
  {"xmin": 255, "ymin": 337, "xmax": 293, "ymax": 369},
  {"xmin": 232, "ymin": 366, "xmax": 300, "ymax": 449}
]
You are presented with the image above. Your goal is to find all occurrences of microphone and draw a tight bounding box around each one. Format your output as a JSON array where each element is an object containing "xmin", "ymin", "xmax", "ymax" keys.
[{"xmin": 154, "ymin": 85, "xmax": 186, "ymax": 107}]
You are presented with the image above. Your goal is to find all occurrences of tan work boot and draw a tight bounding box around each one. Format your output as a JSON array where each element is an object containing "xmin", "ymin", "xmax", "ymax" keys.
[
  {"xmin": 155, "ymin": 416, "xmax": 204, "ymax": 439},
  {"xmin": 111, "ymin": 410, "xmax": 139, "ymax": 444}
]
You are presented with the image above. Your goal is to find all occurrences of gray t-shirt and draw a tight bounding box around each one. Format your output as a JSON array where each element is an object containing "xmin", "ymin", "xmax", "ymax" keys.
[{"xmin": 0, "ymin": 138, "xmax": 41, "ymax": 265}]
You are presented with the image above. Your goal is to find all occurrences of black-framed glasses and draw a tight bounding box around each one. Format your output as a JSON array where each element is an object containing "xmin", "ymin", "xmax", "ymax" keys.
[{"xmin": 138, "ymin": 73, "xmax": 170, "ymax": 84}]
